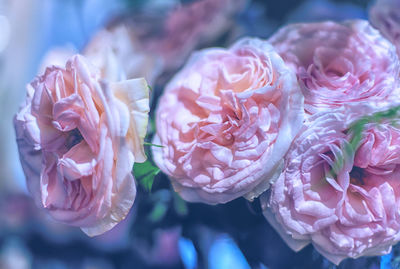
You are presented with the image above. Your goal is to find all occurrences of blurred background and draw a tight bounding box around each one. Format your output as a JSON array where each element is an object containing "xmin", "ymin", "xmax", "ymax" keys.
[{"xmin": 0, "ymin": 0, "xmax": 388, "ymax": 268}]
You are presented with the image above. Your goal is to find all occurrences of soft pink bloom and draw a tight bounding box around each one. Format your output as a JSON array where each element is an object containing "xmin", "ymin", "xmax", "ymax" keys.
[
  {"xmin": 150, "ymin": 0, "xmax": 248, "ymax": 70},
  {"xmin": 262, "ymin": 111, "xmax": 400, "ymax": 264},
  {"xmin": 84, "ymin": 24, "xmax": 163, "ymax": 85},
  {"xmin": 38, "ymin": 46, "xmax": 77, "ymax": 75},
  {"xmin": 269, "ymin": 20, "xmax": 400, "ymax": 115},
  {"xmin": 153, "ymin": 38, "xmax": 304, "ymax": 204},
  {"xmin": 370, "ymin": 0, "xmax": 400, "ymax": 56},
  {"xmin": 14, "ymin": 55, "xmax": 149, "ymax": 236},
  {"xmin": 92, "ymin": 0, "xmax": 246, "ymax": 80}
]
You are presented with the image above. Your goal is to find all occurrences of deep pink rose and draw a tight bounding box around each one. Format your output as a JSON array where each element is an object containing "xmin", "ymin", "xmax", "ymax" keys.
[
  {"xmin": 269, "ymin": 20, "xmax": 400, "ymax": 115},
  {"xmin": 14, "ymin": 55, "xmax": 149, "ymax": 236},
  {"xmin": 153, "ymin": 38, "xmax": 304, "ymax": 204},
  {"xmin": 262, "ymin": 111, "xmax": 400, "ymax": 264},
  {"xmin": 370, "ymin": 0, "xmax": 400, "ymax": 56}
]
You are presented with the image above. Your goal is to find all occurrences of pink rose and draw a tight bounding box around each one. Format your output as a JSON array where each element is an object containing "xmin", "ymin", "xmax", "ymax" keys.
[
  {"xmin": 14, "ymin": 55, "xmax": 149, "ymax": 236},
  {"xmin": 370, "ymin": 0, "xmax": 400, "ymax": 56},
  {"xmin": 262, "ymin": 111, "xmax": 400, "ymax": 264},
  {"xmin": 269, "ymin": 20, "xmax": 400, "ymax": 115},
  {"xmin": 152, "ymin": 38, "xmax": 304, "ymax": 204}
]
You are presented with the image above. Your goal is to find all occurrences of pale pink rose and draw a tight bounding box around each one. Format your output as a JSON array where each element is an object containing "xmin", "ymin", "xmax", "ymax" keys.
[
  {"xmin": 370, "ymin": 0, "xmax": 400, "ymax": 56},
  {"xmin": 83, "ymin": 24, "xmax": 163, "ymax": 85},
  {"xmin": 261, "ymin": 111, "xmax": 400, "ymax": 264},
  {"xmin": 38, "ymin": 46, "xmax": 77, "ymax": 75},
  {"xmin": 94, "ymin": 0, "xmax": 246, "ymax": 80},
  {"xmin": 150, "ymin": 0, "xmax": 248, "ymax": 70},
  {"xmin": 153, "ymin": 38, "xmax": 304, "ymax": 204},
  {"xmin": 269, "ymin": 20, "xmax": 400, "ymax": 115},
  {"xmin": 14, "ymin": 55, "xmax": 150, "ymax": 236}
]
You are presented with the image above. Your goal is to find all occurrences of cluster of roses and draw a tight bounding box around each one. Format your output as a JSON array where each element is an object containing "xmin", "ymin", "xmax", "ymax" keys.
[
  {"xmin": 13, "ymin": 1, "xmax": 400, "ymax": 265},
  {"xmin": 153, "ymin": 20, "xmax": 400, "ymax": 264}
]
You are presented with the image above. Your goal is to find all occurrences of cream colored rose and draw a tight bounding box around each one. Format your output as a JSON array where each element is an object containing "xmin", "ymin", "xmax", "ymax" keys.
[{"xmin": 84, "ymin": 24, "xmax": 163, "ymax": 85}]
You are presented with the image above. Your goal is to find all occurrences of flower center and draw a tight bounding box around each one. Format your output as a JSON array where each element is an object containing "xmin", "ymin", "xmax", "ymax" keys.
[
  {"xmin": 65, "ymin": 128, "xmax": 84, "ymax": 150},
  {"xmin": 349, "ymin": 166, "xmax": 365, "ymax": 185},
  {"xmin": 325, "ymin": 67, "xmax": 345, "ymax": 78}
]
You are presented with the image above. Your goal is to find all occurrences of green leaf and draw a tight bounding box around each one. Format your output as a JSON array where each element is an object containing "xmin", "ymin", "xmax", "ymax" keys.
[
  {"xmin": 144, "ymin": 142, "xmax": 164, "ymax": 148},
  {"xmin": 173, "ymin": 192, "xmax": 188, "ymax": 216},
  {"xmin": 133, "ymin": 160, "xmax": 160, "ymax": 192},
  {"xmin": 321, "ymin": 105, "xmax": 400, "ymax": 184},
  {"xmin": 149, "ymin": 116, "xmax": 157, "ymax": 136},
  {"xmin": 148, "ymin": 201, "xmax": 168, "ymax": 222}
]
